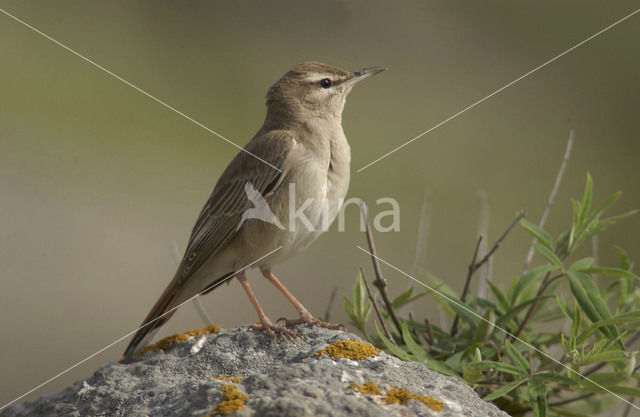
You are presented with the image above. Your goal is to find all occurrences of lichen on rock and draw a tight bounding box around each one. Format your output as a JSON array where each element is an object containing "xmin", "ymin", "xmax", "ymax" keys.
[
  {"xmin": 137, "ymin": 324, "xmax": 220, "ymax": 356},
  {"xmin": 207, "ymin": 384, "xmax": 248, "ymax": 416},
  {"xmin": 384, "ymin": 386, "xmax": 443, "ymax": 412},
  {"xmin": 315, "ymin": 339, "xmax": 380, "ymax": 360}
]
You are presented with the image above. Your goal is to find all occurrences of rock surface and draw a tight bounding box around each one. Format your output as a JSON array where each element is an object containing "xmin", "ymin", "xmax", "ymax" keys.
[{"xmin": 2, "ymin": 326, "xmax": 510, "ymax": 417}]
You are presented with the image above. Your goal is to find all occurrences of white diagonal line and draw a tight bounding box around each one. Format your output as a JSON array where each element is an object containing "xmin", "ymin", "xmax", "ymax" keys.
[
  {"xmin": 357, "ymin": 8, "xmax": 640, "ymax": 173},
  {"xmin": 356, "ymin": 245, "xmax": 640, "ymax": 411},
  {"xmin": 0, "ymin": 7, "xmax": 281, "ymax": 173},
  {"xmin": 0, "ymin": 246, "xmax": 282, "ymax": 412}
]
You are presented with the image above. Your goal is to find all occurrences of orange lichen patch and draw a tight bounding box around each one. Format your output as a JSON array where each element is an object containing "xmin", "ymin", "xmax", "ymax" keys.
[
  {"xmin": 349, "ymin": 381, "xmax": 382, "ymax": 395},
  {"xmin": 315, "ymin": 340, "xmax": 380, "ymax": 360},
  {"xmin": 138, "ymin": 324, "xmax": 220, "ymax": 356},
  {"xmin": 210, "ymin": 384, "xmax": 248, "ymax": 415},
  {"xmin": 211, "ymin": 376, "xmax": 245, "ymax": 383},
  {"xmin": 384, "ymin": 386, "xmax": 443, "ymax": 412}
]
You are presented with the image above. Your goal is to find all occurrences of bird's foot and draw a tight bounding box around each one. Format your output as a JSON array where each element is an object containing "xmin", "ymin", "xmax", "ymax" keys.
[
  {"xmin": 278, "ymin": 313, "xmax": 344, "ymax": 330},
  {"xmin": 249, "ymin": 320, "xmax": 299, "ymax": 339}
]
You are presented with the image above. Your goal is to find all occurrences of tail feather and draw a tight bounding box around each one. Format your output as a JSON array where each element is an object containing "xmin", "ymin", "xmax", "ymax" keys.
[
  {"xmin": 121, "ymin": 269, "xmax": 186, "ymax": 361},
  {"xmin": 121, "ymin": 266, "xmax": 236, "ymax": 362}
]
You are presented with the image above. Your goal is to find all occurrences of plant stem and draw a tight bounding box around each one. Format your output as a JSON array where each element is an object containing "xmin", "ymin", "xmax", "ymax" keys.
[
  {"xmin": 360, "ymin": 267, "xmax": 393, "ymax": 341},
  {"xmin": 360, "ymin": 200, "xmax": 403, "ymax": 336},
  {"xmin": 523, "ymin": 129, "xmax": 574, "ymax": 273},
  {"xmin": 511, "ymin": 272, "xmax": 565, "ymax": 340},
  {"xmin": 451, "ymin": 210, "xmax": 527, "ymax": 335}
]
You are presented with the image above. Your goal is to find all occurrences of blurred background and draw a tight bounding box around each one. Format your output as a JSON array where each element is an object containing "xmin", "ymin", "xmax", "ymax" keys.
[{"xmin": 1, "ymin": 0, "xmax": 639, "ymax": 410}]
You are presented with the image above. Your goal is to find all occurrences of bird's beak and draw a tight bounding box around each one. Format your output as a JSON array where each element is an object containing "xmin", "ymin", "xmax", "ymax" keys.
[{"xmin": 345, "ymin": 66, "xmax": 387, "ymax": 87}]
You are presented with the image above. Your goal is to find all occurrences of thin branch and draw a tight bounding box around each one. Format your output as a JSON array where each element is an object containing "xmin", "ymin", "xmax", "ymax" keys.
[
  {"xmin": 360, "ymin": 267, "xmax": 393, "ymax": 341},
  {"xmin": 463, "ymin": 235, "xmax": 484, "ymax": 302},
  {"xmin": 423, "ymin": 319, "xmax": 434, "ymax": 345},
  {"xmin": 474, "ymin": 209, "xmax": 527, "ymax": 272},
  {"xmin": 450, "ymin": 235, "xmax": 483, "ymax": 335},
  {"xmin": 451, "ymin": 210, "xmax": 527, "ymax": 335},
  {"xmin": 360, "ymin": 200, "xmax": 403, "ymax": 335},
  {"xmin": 475, "ymin": 189, "xmax": 490, "ymax": 299},
  {"xmin": 523, "ymin": 129, "xmax": 574, "ymax": 273},
  {"xmin": 511, "ymin": 272, "xmax": 566, "ymax": 340}
]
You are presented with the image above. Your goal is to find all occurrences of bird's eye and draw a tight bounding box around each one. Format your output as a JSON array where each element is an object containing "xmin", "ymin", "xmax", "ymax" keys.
[{"xmin": 319, "ymin": 78, "xmax": 332, "ymax": 89}]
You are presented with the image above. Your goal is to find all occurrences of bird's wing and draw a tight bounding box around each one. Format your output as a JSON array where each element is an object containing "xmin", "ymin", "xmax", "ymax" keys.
[
  {"xmin": 181, "ymin": 131, "xmax": 293, "ymax": 280},
  {"xmin": 122, "ymin": 131, "xmax": 295, "ymax": 360}
]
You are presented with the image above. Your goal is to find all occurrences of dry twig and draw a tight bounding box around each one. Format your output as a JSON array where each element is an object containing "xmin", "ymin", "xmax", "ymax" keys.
[
  {"xmin": 360, "ymin": 267, "xmax": 393, "ymax": 340},
  {"xmin": 360, "ymin": 200, "xmax": 403, "ymax": 336},
  {"xmin": 522, "ymin": 129, "xmax": 574, "ymax": 273}
]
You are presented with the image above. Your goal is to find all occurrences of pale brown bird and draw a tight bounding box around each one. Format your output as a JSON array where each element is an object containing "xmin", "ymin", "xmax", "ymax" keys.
[{"xmin": 123, "ymin": 62, "xmax": 385, "ymax": 360}]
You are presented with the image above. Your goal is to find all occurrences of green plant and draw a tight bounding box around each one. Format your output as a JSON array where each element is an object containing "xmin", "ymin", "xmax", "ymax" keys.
[{"xmin": 346, "ymin": 173, "xmax": 639, "ymax": 417}]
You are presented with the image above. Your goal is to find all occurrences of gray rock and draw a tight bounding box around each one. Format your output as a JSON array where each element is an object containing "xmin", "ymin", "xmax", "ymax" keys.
[{"xmin": 2, "ymin": 326, "xmax": 510, "ymax": 417}]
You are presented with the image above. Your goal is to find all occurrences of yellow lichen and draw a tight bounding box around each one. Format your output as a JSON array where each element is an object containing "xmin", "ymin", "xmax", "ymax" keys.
[
  {"xmin": 138, "ymin": 324, "xmax": 220, "ymax": 356},
  {"xmin": 384, "ymin": 386, "xmax": 443, "ymax": 412},
  {"xmin": 211, "ymin": 384, "xmax": 248, "ymax": 415},
  {"xmin": 349, "ymin": 381, "xmax": 382, "ymax": 395},
  {"xmin": 211, "ymin": 376, "xmax": 245, "ymax": 383},
  {"xmin": 315, "ymin": 340, "xmax": 380, "ymax": 360}
]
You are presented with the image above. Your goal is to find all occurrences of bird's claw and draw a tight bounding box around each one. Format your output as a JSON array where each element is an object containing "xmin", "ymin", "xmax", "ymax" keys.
[
  {"xmin": 277, "ymin": 314, "xmax": 344, "ymax": 330},
  {"xmin": 249, "ymin": 322, "xmax": 299, "ymax": 339}
]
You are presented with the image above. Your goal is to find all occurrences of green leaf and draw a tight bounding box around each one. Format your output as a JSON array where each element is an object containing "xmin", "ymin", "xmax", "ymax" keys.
[
  {"xmin": 343, "ymin": 297, "xmax": 354, "ymax": 319},
  {"xmin": 581, "ymin": 370, "xmax": 630, "ymax": 387},
  {"xmin": 425, "ymin": 274, "xmax": 456, "ymax": 317},
  {"xmin": 607, "ymin": 384, "xmax": 640, "ymax": 397},
  {"xmin": 534, "ymin": 372, "xmax": 577, "ymax": 387},
  {"xmin": 504, "ymin": 340, "xmax": 531, "ymax": 374},
  {"xmin": 567, "ymin": 271, "xmax": 618, "ymax": 343},
  {"xmin": 570, "ymin": 257, "xmax": 594, "ymax": 271},
  {"xmin": 614, "ymin": 246, "xmax": 632, "ymax": 271},
  {"xmin": 374, "ymin": 321, "xmax": 410, "ymax": 360},
  {"xmin": 528, "ymin": 377, "xmax": 548, "ymax": 417},
  {"xmin": 581, "ymin": 267, "xmax": 640, "ymax": 281},
  {"xmin": 392, "ymin": 287, "xmax": 427, "ymax": 309},
  {"xmin": 469, "ymin": 360, "xmax": 524, "ymax": 376},
  {"xmin": 569, "ymin": 303, "xmax": 581, "ymax": 350},
  {"xmin": 556, "ymin": 297, "xmax": 572, "ymax": 320},
  {"xmin": 577, "ymin": 173, "xmax": 593, "ymax": 229},
  {"xmin": 483, "ymin": 377, "xmax": 528, "ymax": 401},
  {"xmin": 569, "ymin": 199, "xmax": 579, "ymax": 249},
  {"xmin": 512, "ymin": 265, "xmax": 559, "ymax": 303},
  {"xmin": 446, "ymin": 297, "xmax": 480, "ymax": 328},
  {"xmin": 578, "ymin": 311, "xmax": 640, "ymax": 343},
  {"xmin": 584, "ymin": 190, "xmax": 620, "ymax": 226},
  {"xmin": 471, "ymin": 310, "xmax": 492, "ymax": 344},
  {"xmin": 574, "ymin": 210, "xmax": 638, "ymax": 248},
  {"xmin": 401, "ymin": 322, "xmax": 428, "ymax": 361},
  {"xmin": 487, "ymin": 280, "xmax": 511, "ymax": 312},
  {"xmin": 424, "ymin": 357, "xmax": 460, "ymax": 378},
  {"xmin": 582, "ymin": 349, "xmax": 629, "ymax": 366},
  {"xmin": 444, "ymin": 351, "xmax": 465, "ymax": 373},
  {"xmin": 520, "ymin": 219, "xmax": 554, "ymax": 249},
  {"xmin": 534, "ymin": 243, "xmax": 563, "ymax": 268}
]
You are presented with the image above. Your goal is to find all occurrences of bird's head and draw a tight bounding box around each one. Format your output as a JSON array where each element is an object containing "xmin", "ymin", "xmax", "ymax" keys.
[{"xmin": 265, "ymin": 61, "xmax": 385, "ymax": 125}]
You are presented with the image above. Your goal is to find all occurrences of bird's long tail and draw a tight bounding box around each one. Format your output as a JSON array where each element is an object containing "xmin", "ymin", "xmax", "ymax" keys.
[
  {"xmin": 121, "ymin": 264, "xmax": 234, "ymax": 362},
  {"xmin": 121, "ymin": 269, "xmax": 186, "ymax": 362}
]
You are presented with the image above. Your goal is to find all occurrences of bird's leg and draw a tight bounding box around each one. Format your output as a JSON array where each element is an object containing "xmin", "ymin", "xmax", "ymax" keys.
[
  {"xmin": 261, "ymin": 269, "xmax": 344, "ymax": 330},
  {"xmin": 236, "ymin": 271, "xmax": 297, "ymax": 338}
]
